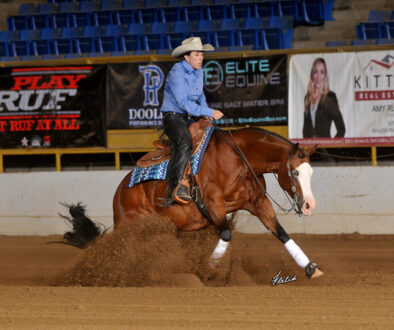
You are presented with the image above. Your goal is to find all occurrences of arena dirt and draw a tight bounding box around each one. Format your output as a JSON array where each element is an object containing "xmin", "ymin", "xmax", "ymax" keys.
[{"xmin": 0, "ymin": 216, "xmax": 393, "ymax": 329}]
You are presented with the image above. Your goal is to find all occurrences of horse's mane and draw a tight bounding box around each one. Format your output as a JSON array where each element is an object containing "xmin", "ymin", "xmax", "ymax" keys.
[{"xmin": 238, "ymin": 126, "xmax": 296, "ymax": 149}]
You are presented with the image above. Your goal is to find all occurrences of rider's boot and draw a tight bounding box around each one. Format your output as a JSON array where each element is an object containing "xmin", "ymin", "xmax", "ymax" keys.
[{"xmin": 172, "ymin": 162, "xmax": 192, "ymax": 204}]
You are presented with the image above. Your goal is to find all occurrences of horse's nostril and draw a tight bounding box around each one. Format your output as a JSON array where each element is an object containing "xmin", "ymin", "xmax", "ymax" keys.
[{"xmin": 306, "ymin": 203, "xmax": 310, "ymax": 209}]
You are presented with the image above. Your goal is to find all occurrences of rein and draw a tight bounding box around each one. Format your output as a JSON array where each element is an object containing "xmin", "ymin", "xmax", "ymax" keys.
[{"xmin": 214, "ymin": 126, "xmax": 302, "ymax": 215}]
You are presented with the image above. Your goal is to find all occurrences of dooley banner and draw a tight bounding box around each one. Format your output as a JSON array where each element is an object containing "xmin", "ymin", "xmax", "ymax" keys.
[
  {"xmin": 289, "ymin": 50, "xmax": 394, "ymax": 146},
  {"xmin": 0, "ymin": 65, "xmax": 107, "ymax": 148},
  {"xmin": 107, "ymin": 54, "xmax": 288, "ymax": 129}
]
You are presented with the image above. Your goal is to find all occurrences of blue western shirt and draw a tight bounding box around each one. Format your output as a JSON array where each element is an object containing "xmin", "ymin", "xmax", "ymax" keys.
[{"xmin": 160, "ymin": 60, "xmax": 213, "ymax": 117}]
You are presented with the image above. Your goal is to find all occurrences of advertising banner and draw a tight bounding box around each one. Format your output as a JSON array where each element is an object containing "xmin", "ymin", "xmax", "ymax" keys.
[
  {"xmin": 0, "ymin": 65, "xmax": 106, "ymax": 148},
  {"xmin": 107, "ymin": 54, "xmax": 287, "ymax": 129},
  {"xmin": 289, "ymin": 50, "xmax": 394, "ymax": 146}
]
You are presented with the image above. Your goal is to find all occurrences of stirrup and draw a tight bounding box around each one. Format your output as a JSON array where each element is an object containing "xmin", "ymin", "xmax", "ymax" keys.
[{"xmin": 172, "ymin": 181, "xmax": 192, "ymax": 205}]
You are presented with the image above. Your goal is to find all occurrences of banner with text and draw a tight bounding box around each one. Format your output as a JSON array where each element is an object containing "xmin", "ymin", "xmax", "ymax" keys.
[
  {"xmin": 289, "ymin": 50, "xmax": 394, "ymax": 146},
  {"xmin": 0, "ymin": 65, "xmax": 106, "ymax": 148},
  {"xmin": 107, "ymin": 54, "xmax": 287, "ymax": 129}
]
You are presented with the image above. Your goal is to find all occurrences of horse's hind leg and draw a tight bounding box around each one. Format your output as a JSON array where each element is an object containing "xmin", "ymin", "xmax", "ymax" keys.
[{"xmin": 250, "ymin": 197, "xmax": 323, "ymax": 279}]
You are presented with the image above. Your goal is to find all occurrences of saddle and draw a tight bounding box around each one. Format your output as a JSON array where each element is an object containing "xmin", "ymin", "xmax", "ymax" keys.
[{"xmin": 136, "ymin": 118, "xmax": 213, "ymax": 168}]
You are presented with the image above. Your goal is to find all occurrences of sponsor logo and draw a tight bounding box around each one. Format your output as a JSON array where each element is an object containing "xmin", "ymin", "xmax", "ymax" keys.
[{"xmin": 139, "ymin": 65, "xmax": 164, "ymax": 106}]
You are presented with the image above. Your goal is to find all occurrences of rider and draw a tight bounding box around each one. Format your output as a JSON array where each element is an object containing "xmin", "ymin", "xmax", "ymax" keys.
[{"xmin": 160, "ymin": 37, "xmax": 224, "ymax": 205}]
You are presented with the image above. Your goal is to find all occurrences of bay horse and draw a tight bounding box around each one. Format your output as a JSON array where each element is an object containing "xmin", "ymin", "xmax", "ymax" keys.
[{"xmin": 64, "ymin": 127, "xmax": 323, "ymax": 279}]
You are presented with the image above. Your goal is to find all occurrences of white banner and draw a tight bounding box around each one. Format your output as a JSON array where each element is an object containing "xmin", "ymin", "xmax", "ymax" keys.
[{"xmin": 289, "ymin": 50, "xmax": 394, "ymax": 146}]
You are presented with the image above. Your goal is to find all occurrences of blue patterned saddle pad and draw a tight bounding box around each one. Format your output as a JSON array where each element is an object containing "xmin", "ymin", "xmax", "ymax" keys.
[{"xmin": 127, "ymin": 126, "xmax": 215, "ymax": 188}]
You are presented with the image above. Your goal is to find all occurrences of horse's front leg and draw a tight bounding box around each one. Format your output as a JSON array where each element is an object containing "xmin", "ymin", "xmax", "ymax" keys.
[{"xmin": 249, "ymin": 196, "xmax": 323, "ymax": 279}]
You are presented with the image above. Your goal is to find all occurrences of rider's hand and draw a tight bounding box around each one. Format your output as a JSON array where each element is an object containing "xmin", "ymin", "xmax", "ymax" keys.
[{"xmin": 211, "ymin": 110, "xmax": 224, "ymax": 120}]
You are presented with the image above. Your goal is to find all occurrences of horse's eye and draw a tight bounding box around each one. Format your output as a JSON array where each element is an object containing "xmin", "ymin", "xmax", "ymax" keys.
[{"xmin": 292, "ymin": 170, "xmax": 299, "ymax": 176}]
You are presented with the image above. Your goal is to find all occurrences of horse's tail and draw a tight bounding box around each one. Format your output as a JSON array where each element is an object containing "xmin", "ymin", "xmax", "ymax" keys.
[{"xmin": 58, "ymin": 203, "xmax": 106, "ymax": 248}]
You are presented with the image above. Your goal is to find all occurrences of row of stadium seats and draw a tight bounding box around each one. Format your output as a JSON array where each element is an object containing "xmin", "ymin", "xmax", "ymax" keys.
[
  {"xmin": 367, "ymin": 9, "xmax": 394, "ymax": 22},
  {"xmin": 355, "ymin": 22, "xmax": 394, "ymax": 40},
  {"xmin": 0, "ymin": 27, "xmax": 285, "ymax": 60},
  {"xmin": 8, "ymin": 0, "xmax": 332, "ymax": 30},
  {"xmin": 327, "ymin": 38, "xmax": 393, "ymax": 47}
]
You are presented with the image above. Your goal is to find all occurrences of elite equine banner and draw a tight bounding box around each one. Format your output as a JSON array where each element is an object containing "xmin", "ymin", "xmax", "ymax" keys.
[
  {"xmin": 0, "ymin": 65, "xmax": 106, "ymax": 148},
  {"xmin": 107, "ymin": 54, "xmax": 287, "ymax": 129},
  {"xmin": 289, "ymin": 50, "xmax": 394, "ymax": 146}
]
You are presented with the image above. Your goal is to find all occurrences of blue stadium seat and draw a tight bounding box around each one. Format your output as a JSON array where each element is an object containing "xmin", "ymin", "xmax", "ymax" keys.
[
  {"xmin": 151, "ymin": 22, "xmax": 173, "ymax": 34},
  {"xmin": 18, "ymin": 3, "xmax": 36, "ymax": 16},
  {"xmin": 0, "ymin": 30, "xmax": 18, "ymax": 42},
  {"xmin": 18, "ymin": 29, "xmax": 40, "ymax": 41},
  {"xmin": 228, "ymin": 45, "xmax": 253, "ymax": 52},
  {"xmin": 75, "ymin": 37, "xmax": 96, "ymax": 53},
  {"xmin": 30, "ymin": 14, "xmax": 51, "ymax": 29},
  {"xmin": 144, "ymin": 0, "xmax": 166, "ymax": 7},
  {"xmin": 32, "ymin": 39, "xmax": 52, "ymax": 56},
  {"xmin": 58, "ymin": 2, "xmax": 79, "ymax": 13},
  {"xmin": 269, "ymin": 15, "xmax": 294, "ymax": 48},
  {"xmin": 173, "ymin": 21, "xmax": 196, "ymax": 33},
  {"xmin": 351, "ymin": 39, "xmax": 376, "ymax": 46},
  {"xmin": 136, "ymin": 8, "xmax": 160, "ymax": 23},
  {"xmin": 101, "ymin": 0, "xmax": 121, "ymax": 10},
  {"xmin": 276, "ymin": 0, "xmax": 302, "ymax": 24},
  {"xmin": 122, "ymin": 0, "xmax": 144, "ymax": 8},
  {"xmin": 166, "ymin": 32, "xmax": 186, "ymax": 49},
  {"xmin": 97, "ymin": 36, "xmax": 119, "ymax": 52},
  {"xmin": 0, "ymin": 42, "xmax": 10, "ymax": 57},
  {"xmin": 254, "ymin": 1, "xmax": 275, "ymax": 17},
  {"xmin": 300, "ymin": 0, "xmax": 324, "ymax": 26},
  {"xmin": 156, "ymin": 48, "xmax": 172, "ymax": 55},
  {"xmin": 376, "ymin": 38, "xmax": 393, "ymax": 45},
  {"xmin": 70, "ymin": 12, "xmax": 93, "ymax": 27},
  {"xmin": 92, "ymin": 10, "xmax": 116, "ymax": 25},
  {"xmin": 189, "ymin": 31, "xmax": 212, "ymax": 44},
  {"xmin": 21, "ymin": 55, "xmax": 41, "ymax": 61},
  {"xmin": 160, "ymin": 7, "xmax": 182, "ymax": 22},
  {"xmin": 37, "ymin": 3, "xmax": 58, "ymax": 15},
  {"xmin": 51, "ymin": 13, "xmax": 72, "ymax": 28},
  {"xmin": 104, "ymin": 24, "xmax": 125, "ymax": 36},
  {"xmin": 42, "ymin": 54, "xmax": 65, "ymax": 60},
  {"xmin": 368, "ymin": 10, "xmax": 390, "ymax": 22},
  {"xmin": 264, "ymin": 27, "xmax": 284, "ymax": 49},
  {"xmin": 206, "ymin": 4, "xmax": 228, "ymax": 20},
  {"xmin": 384, "ymin": 22, "xmax": 394, "ymax": 38},
  {"xmin": 115, "ymin": 9, "xmax": 137, "ymax": 25},
  {"xmin": 119, "ymin": 34, "xmax": 142, "ymax": 51},
  {"xmin": 167, "ymin": 0, "xmax": 189, "ymax": 7},
  {"xmin": 323, "ymin": 0, "xmax": 334, "ymax": 21},
  {"xmin": 83, "ymin": 25, "xmax": 102, "ymax": 38},
  {"xmin": 60, "ymin": 27, "xmax": 82, "ymax": 39},
  {"xmin": 7, "ymin": 16, "xmax": 30, "ymax": 30},
  {"xmin": 238, "ymin": 29, "xmax": 259, "ymax": 48},
  {"xmin": 10, "ymin": 40, "xmax": 31, "ymax": 56},
  {"xmin": 196, "ymin": 19, "xmax": 219, "ymax": 32},
  {"xmin": 229, "ymin": 3, "xmax": 252, "ymax": 19},
  {"xmin": 143, "ymin": 33, "xmax": 166, "ymax": 50},
  {"xmin": 220, "ymin": 18, "xmax": 241, "ymax": 31},
  {"xmin": 244, "ymin": 16, "xmax": 269, "ymax": 29},
  {"xmin": 213, "ymin": 30, "xmax": 236, "ymax": 47},
  {"xmin": 53, "ymin": 38, "xmax": 74, "ymax": 55},
  {"xmin": 79, "ymin": 1, "xmax": 100, "ymax": 12},
  {"xmin": 126, "ymin": 23, "xmax": 150, "ymax": 35},
  {"xmin": 356, "ymin": 22, "xmax": 383, "ymax": 39},
  {"xmin": 183, "ymin": 6, "xmax": 205, "ymax": 21},
  {"xmin": 40, "ymin": 28, "xmax": 60, "ymax": 40},
  {"xmin": 326, "ymin": 40, "xmax": 350, "ymax": 47}
]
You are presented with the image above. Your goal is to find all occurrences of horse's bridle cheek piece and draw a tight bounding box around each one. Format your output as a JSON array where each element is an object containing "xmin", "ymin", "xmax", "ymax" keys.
[{"xmin": 286, "ymin": 159, "xmax": 302, "ymax": 215}]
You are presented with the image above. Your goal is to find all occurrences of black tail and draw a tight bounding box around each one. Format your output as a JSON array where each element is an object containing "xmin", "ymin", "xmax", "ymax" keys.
[{"xmin": 58, "ymin": 203, "xmax": 104, "ymax": 248}]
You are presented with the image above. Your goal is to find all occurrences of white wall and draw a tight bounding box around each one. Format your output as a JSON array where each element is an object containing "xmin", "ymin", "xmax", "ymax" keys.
[{"xmin": 0, "ymin": 167, "xmax": 393, "ymax": 235}]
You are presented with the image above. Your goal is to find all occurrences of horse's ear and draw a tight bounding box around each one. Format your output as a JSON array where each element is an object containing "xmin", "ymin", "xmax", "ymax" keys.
[{"xmin": 306, "ymin": 144, "xmax": 318, "ymax": 156}]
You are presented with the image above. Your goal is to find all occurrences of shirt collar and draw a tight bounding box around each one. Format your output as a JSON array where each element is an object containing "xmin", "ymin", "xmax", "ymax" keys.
[{"xmin": 181, "ymin": 60, "xmax": 200, "ymax": 74}]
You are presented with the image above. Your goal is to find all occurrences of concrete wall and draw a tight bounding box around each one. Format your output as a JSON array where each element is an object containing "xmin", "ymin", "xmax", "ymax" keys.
[{"xmin": 0, "ymin": 167, "xmax": 393, "ymax": 235}]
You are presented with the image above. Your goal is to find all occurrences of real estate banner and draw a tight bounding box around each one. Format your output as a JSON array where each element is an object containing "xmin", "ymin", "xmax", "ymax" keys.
[{"xmin": 289, "ymin": 50, "xmax": 394, "ymax": 146}]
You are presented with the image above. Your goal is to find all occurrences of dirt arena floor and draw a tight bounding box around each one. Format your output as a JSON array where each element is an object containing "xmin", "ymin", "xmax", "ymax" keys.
[{"xmin": 0, "ymin": 217, "xmax": 393, "ymax": 329}]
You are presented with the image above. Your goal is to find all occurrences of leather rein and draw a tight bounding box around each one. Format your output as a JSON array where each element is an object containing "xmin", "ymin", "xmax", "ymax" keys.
[{"xmin": 214, "ymin": 126, "xmax": 303, "ymax": 216}]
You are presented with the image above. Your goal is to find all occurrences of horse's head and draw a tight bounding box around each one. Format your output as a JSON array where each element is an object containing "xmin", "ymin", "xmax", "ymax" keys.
[{"xmin": 278, "ymin": 144, "xmax": 317, "ymax": 216}]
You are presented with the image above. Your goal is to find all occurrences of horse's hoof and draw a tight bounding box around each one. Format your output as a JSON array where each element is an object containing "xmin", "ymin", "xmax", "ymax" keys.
[{"xmin": 305, "ymin": 262, "xmax": 324, "ymax": 279}]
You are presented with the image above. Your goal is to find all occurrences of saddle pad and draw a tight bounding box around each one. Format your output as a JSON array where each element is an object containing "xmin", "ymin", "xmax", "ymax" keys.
[{"xmin": 127, "ymin": 126, "xmax": 215, "ymax": 188}]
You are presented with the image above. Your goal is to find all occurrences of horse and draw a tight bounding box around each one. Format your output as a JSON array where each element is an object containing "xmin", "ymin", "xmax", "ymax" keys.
[{"xmin": 63, "ymin": 126, "xmax": 323, "ymax": 279}]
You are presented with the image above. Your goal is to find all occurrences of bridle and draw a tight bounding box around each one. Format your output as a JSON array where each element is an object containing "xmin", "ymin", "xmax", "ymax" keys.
[{"xmin": 215, "ymin": 127, "xmax": 304, "ymax": 216}]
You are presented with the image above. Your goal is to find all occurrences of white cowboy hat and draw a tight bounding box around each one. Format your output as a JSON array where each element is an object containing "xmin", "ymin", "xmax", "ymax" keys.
[{"xmin": 171, "ymin": 37, "xmax": 214, "ymax": 58}]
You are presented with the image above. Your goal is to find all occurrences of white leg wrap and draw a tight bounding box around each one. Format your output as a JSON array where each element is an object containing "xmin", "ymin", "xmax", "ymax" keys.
[
  {"xmin": 284, "ymin": 239, "xmax": 310, "ymax": 268},
  {"xmin": 208, "ymin": 239, "xmax": 229, "ymax": 267}
]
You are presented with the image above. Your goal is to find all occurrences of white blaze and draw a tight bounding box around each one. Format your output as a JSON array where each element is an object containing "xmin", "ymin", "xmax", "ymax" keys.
[{"xmin": 295, "ymin": 162, "xmax": 316, "ymax": 215}]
